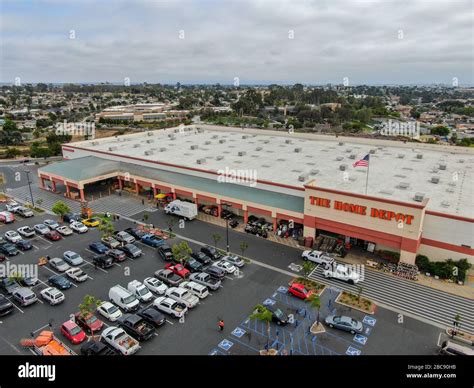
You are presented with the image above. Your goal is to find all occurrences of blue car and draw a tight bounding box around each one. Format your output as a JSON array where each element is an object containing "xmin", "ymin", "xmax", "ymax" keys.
[
  {"xmin": 140, "ymin": 234, "xmax": 164, "ymax": 248},
  {"xmin": 48, "ymin": 275, "xmax": 72, "ymax": 290},
  {"xmin": 89, "ymin": 242, "xmax": 109, "ymax": 254}
]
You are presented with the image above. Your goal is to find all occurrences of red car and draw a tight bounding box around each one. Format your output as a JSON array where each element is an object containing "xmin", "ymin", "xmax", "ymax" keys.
[
  {"xmin": 288, "ymin": 282, "xmax": 313, "ymax": 300},
  {"xmin": 164, "ymin": 263, "xmax": 190, "ymax": 279},
  {"xmin": 44, "ymin": 230, "xmax": 62, "ymax": 241},
  {"xmin": 74, "ymin": 312, "xmax": 104, "ymax": 334},
  {"xmin": 60, "ymin": 320, "xmax": 86, "ymax": 344}
]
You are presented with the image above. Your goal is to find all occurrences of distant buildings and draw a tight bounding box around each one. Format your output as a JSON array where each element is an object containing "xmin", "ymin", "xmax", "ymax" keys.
[{"xmin": 96, "ymin": 103, "xmax": 189, "ymax": 122}]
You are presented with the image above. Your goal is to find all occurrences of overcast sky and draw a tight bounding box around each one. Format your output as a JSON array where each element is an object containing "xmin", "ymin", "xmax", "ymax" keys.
[{"xmin": 1, "ymin": 0, "xmax": 473, "ymax": 85}]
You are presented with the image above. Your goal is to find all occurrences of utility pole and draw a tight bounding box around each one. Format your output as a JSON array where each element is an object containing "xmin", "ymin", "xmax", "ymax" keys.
[
  {"xmin": 24, "ymin": 170, "xmax": 35, "ymax": 207},
  {"xmin": 222, "ymin": 202, "xmax": 231, "ymax": 253}
]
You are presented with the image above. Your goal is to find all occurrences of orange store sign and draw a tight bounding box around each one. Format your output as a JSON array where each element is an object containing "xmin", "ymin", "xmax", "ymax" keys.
[{"xmin": 309, "ymin": 196, "xmax": 414, "ymax": 225}]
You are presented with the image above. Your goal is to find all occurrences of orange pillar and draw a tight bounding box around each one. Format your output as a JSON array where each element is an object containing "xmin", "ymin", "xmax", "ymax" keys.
[
  {"xmin": 195, "ymin": 197, "xmax": 199, "ymax": 206},
  {"xmin": 51, "ymin": 180, "xmax": 57, "ymax": 192},
  {"xmin": 172, "ymin": 192, "xmax": 177, "ymax": 200},
  {"xmin": 152, "ymin": 185, "xmax": 157, "ymax": 197},
  {"xmin": 65, "ymin": 183, "xmax": 70, "ymax": 198},
  {"xmin": 217, "ymin": 204, "xmax": 222, "ymax": 218},
  {"xmin": 79, "ymin": 188, "xmax": 85, "ymax": 202},
  {"xmin": 244, "ymin": 210, "xmax": 248, "ymax": 223},
  {"xmin": 118, "ymin": 178, "xmax": 123, "ymax": 190},
  {"xmin": 135, "ymin": 181, "xmax": 139, "ymax": 194},
  {"xmin": 40, "ymin": 177, "xmax": 45, "ymax": 188},
  {"xmin": 273, "ymin": 217, "xmax": 278, "ymax": 232}
]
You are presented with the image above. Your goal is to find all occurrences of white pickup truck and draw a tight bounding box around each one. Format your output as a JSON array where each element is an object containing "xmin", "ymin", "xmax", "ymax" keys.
[
  {"xmin": 101, "ymin": 326, "xmax": 140, "ymax": 355},
  {"xmin": 189, "ymin": 272, "xmax": 221, "ymax": 291}
]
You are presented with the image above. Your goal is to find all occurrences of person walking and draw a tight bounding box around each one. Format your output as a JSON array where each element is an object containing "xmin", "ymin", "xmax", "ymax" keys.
[
  {"xmin": 218, "ymin": 319, "xmax": 225, "ymax": 332},
  {"xmin": 141, "ymin": 198, "xmax": 145, "ymax": 206}
]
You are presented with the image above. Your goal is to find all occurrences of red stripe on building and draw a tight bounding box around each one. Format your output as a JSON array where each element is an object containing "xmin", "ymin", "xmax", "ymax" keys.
[
  {"xmin": 62, "ymin": 147, "xmax": 75, "ymax": 153},
  {"xmin": 420, "ymin": 238, "xmax": 474, "ymax": 255},
  {"xmin": 425, "ymin": 210, "xmax": 474, "ymax": 223},
  {"xmin": 136, "ymin": 180, "xmax": 152, "ymax": 187},
  {"xmin": 154, "ymin": 184, "xmax": 172, "ymax": 192},
  {"xmin": 175, "ymin": 188, "xmax": 194, "ymax": 197},
  {"xmin": 196, "ymin": 194, "xmax": 216, "ymax": 203},
  {"xmin": 247, "ymin": 206, "xmax": 272, "ymax": 217},
  {"xmin": 276, "ymin": 213, "xmax": 304, "ymax": 224},
  {"xmin": 220, "ymin": 200, "xmax": 243, "ymax": 209}
]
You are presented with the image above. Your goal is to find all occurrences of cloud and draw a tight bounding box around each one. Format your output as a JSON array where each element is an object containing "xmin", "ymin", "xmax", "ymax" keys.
[{"xmin": 1, "ymin": 0, "xmax": 472, "ymax": 84}]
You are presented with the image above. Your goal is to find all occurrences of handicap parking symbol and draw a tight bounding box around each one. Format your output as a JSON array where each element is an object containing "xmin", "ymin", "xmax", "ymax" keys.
[
  {"xmin": 218, "ymin": 339, "xmax": 234, "ymax": 351},
  {"xmin": 363, "ymin": 316, "xmax": 377, "ymax": 327},
  {"xmin": 364, "ymin": 327, "xmax": 372, "ymax": 336},
  {"xmin": 277, "ymin": 286, "xmax": 288, "ymax": 293},
  {"xmin": 346, "ymin": 346, "xmax": 361, "ymax": 356},
  {"xmin": 353, "ymin": 334, "xmax": 368, "ymax": 345},
  {"xmin": 263, "ymin": 298, "xmax": 276, "ymax": 306},
  {"xmin": 231, "ymin": 327, "xmax": 246, "ymax": 338}
]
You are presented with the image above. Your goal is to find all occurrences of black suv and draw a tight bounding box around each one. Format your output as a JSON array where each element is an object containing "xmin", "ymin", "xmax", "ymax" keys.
[
  {"xmin": 200, "ymin": 246, "xmax": 223, "ymax": 261},
  {"xmin": 157, "ymin": 244, "xmax": 173, "ymax": 261},
  {"xmin": 92, "ymin": 254, "xmax": 114, "ymax": 269},
  {"xmin": 190, "ymin": 251, "xmax": 211, "ymax": 265}
]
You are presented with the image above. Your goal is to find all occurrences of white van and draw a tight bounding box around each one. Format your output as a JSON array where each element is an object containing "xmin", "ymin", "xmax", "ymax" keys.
[
  {"xmin": 164, "ymin": 200, "xmax": 197, "ymax": 221},
  {"xmin": 108, "ymin": 285, "xmax": 139, "ymax": 312},
  {"xmin": 181, "ymin": 281, "xmax": 209, "ymax": 299},
  {"xmin": 127, "ymin": 280, "xmax": 154, "ymax": 303}
]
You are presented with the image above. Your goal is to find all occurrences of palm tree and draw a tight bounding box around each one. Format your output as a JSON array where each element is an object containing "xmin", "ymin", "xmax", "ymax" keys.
[
  {"xmin": 212, "ymin": 233, "xmax": 221, "ymax": 248},
  {"xmin": 307, "ymin": 294, "xmax": 321, "ymax": 326},
  {"xmin": 239, "ymin": 242, "xmax": 249, "ymax": 257},
  {"xmin": 302, "ymin": 261, "xmax": 315, "ymax": 280},
  {"xmin": 78, "ymin": 295, "xmax": 102, "ymax": 340},
  {"xmin": 98, "ymin": 220, "xmax": 114, "ymax": 238},
  {"xmin": 250, "ymin": 304, "xmax": 273, "ymax": 350}
]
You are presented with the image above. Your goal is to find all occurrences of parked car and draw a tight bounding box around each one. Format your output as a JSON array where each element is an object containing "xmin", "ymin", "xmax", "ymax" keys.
[
  {"xmin": 222, "ymin": 254, "xmax": 245, "ymax": 268},
  {"xmin": 189, "ymin": 272, "xmax": 221, "ymax": 291},
  {"xmin": 143, "ymin": 277, "xmax": 168, "ymax": 295},
  {"xmin": 17, "ymin": 226, "xmax": 35, "ymax": 238},
  {"xmin": 108, "ymin": 285, "xmax": 140, "ymax": 313},
  {"xmin": 12, "ymin": 287, "xmax": 37, "ymax": 306},
  {"xmin": 44, "ymin": 230, "xmax": 62, "ymax": 241},
  {"xmin": 92, "ymin": 254, "xmax": 114, "ymax": 269},
  {"xmin": 137, "ymin": 307, "xmax": 166, "ymax": 328},
  {"xmin": 15, "ymin": 206, "xmax": 34, "ymax": 218},
  {"xmin": 118, "ymin": 314, "xmax": 155, "ymax": 341},
  {"xmin": 66, "ymin": 267, "xmax": 88, "ymax": 282},
  {"xmin": 97, "ymin": 301, "xmax": 123, "ymax": 322},
  {"xmin": 74, "ymin": 312, "xmax": 104, "ymax": 334},
  {"xmin": 15, "ymin": 239, "xmax": 33, "ymax": 251},
  {"xmin": 108, "ymin": 249, "xmax": 127, "ymax": 262},
  {"xmin": 119, "ymin": 243, "xmax": 142, "ymax": 258},
  {"xmin": 101, "ymin": 236, "xmax": 121, "ymax": 249},
  {"xmin": 200, "ymin": 245, "xmax": 223, "ymax": 261},
  {"xmin": 153, "ymin": 296, "xmax": 187, "ymax": 318},
  {"xmin": 17, "ymin": 276, "xmax": 38, "ymax": 287},
  {"xmin": 164, "ymin": 263, "xmax": 190, "ymax": 279},
  {"xmin": 49, "ymin": 257, "xmax": 70, "ymax": 272},
  {"xmin": 6, "ymin": 203, "xmax": 21, "ymax": 213},
  {"xmin": 114, "ymin": 231, "xmax": 135, "ymax": 244},
  {"xmin": 165, "ymin": 287, "xmax": 199, "ymax": 308},
  {"xmin": 124, "ymin": 227, "xmax": 147, "ymax": 240},
  {"xmin": 70, "ymin": 221, "xmax": 88, "ymax": 233},
  {"xmin": 80, "ymin": 341, "xmax": 119, "ymax": 356},
  {"xmin": 127, "ymin": 280, "xmax": 154, "ymax": 303},
  {"xmin": 0, "ymin": 211, "xmax": 15, "ymax": 224},
  {"xmin": 63, "ymin": 213, "xmax": 82, "ymax": 223},
  {"xmin": 220, "ymin": 209, "xmax": 235, "ymax": 219},
  {"xmin": 190, "ymin": 251, "xmax": 211, "ymax": 265},
  {"xmin": 101, "ymin": 326, "xmax": 140, "ymax": 355},
  {"xmin": 324, "ymin": 315, "xmax": 363, "ymax": 334},
  {"xmin": 288, "ymin": 282, "xmax": 313, "ymax": 300},
  {"xmin": 5, "ymin": 230, "xmax": 22, "ymax": 243},
  {"xmin": 0, "ymin": 277, "xmax": 20, "ymax": 294},
  {"xmin": 82, "ymin": 217, "xmax": 101, "ymax": 227},
  {"xmin": 61, "ymin": 320, "xmax": 86, "ymax": 344},
  {"xmin": 89, "ymin": 242, "xmax": 109, "ymax": 254},
  {"xmin": 183, "ymin": 258, "xmax": 203, "ymax": 273},
  {"xmin": 266, "ymin": 304, "xmax": 289, "ymax": 326},
  {"xmin": 157, "ymin": 244, "xmax": 174, "ymax": 261},
  {"xmin": 48, "ymin": 275, "xmax": 72, "ymax": 290},
  {"xmin": 0, "ymin": 243, "xmax": 19, "ymax": 256},
  {"xmin": 0, "ymin": 295, "xmax": 14, "ymax": 316},
  {"xmin": 181, "ymin": 281, "xmax": 209, "ymax": 299},
  {"xmin": 63, "ymin": 251, "xmax": 84, "ymax": 266},
  {"xmin": 204, "ymin": 265, "xmax": 226, "ymax": 280},
  {"xmin": 56, "ymin": 225, "xmax": 73, "ymax": 236},
  {"xmin": 323, "ymin": 264, "xmax": 361, "ymax": 284},
  {"xmin": 154, "ymin": 269, "xmax": 184, "ymax": 287},
  {"xmin": 40, "ymin": 287, "xmax": 65, "ymax": 305},
  {"xmin": 212, "ymin": 259, "xmax": 236, "ymax": 274},
  {"xmin": 43, "ymin": 219, "xmax": 60, "ymax": 230},
  {"xmin": 140, "ymin": 233, "xmax": 164, "ymax": 248},
  {"xmin": 301, "ymin": 250, "xmax": 334, "ymax": 267}
]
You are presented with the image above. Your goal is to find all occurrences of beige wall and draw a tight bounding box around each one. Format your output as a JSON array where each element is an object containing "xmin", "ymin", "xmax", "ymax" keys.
[{"xmin": 418, "ymin": 244, "xmax": 474, "ymax": 264}]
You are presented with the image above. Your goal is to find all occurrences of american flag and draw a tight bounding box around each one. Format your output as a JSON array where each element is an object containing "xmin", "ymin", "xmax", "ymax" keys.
[{"xmin": 353, "ymin": 154, "xmax": 370, "ymax": 167}]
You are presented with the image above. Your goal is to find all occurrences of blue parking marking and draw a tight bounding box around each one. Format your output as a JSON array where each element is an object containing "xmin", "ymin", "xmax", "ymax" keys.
[
  {"xmin": 277, "ymin": 286, "xmax": 288, "ymax": 293},
  {"xmin": 346, "ymin": 346, "xmax": 361, "ymax": 356},
  {"xmin": 363, "ymin": 316, "xmax": 377, "ymax": 326},
  {"xmin": 353, "ymin": 334, "xmax": 368, "ymax": 345},
  {"xmin": 209, "ymin": 348, "xmax": 225, "ymax": 355},
  {"xmin": 263, "ymin": 298, "xmax": 276, "ymax": 306},
  {"xmin": 218, "ymin": 339, "xmax": 234, "ymax": 351},
  {"xmin": 231, "ymin": 327, "xmax": 246, "ymax": 338},
  {"xmin": 272, "ymin": 292, "xmax": 277, "ymax": 298},
  {"xmin": 364, "ymin": 326, "xmax": 372, "ymax": 336}
]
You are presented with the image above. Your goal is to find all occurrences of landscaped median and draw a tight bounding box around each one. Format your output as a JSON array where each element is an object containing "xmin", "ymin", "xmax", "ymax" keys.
[
  {"xmin": 446, "ymin": 328, "xmax": 474, "ymax": 346},
  {"xmin": 291, "ymin": 277, "xmax": 325, "ymax": 295},
  {"xmin": 335, "ymin": 290, "xmax": 376, "ymax": 314}
]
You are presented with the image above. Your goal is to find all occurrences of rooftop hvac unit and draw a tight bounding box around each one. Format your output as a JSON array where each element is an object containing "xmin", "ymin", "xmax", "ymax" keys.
[
  {"xmin": 133, "ymin": 144, "xmax": 141, "ymax": 148},
  {"xmin": 196, "ymin": 158, "xmax": 206, "ymax": 164},
  {"xmin": 345, "ymin": 148, "xmax": 352, "ymax": 153},
  {"xmin": 263, "ymin": 140, "xmax": 270, "ymax": 144},
  {"xmin": 369, "ymin": 149, "xmax": 376, "ymax": 154},
  {"xmin": 349, "ymin": 176, "xmax": 357, "ymax": 182},
  {"xmin": 310, "ymin": 169, "xmax": 319, "ymax": 175},
  {"xmin": 190, "ymin": 145, "xmax": 198, "ymax": 150},
  {"xmin": 147, "ymin": 131, "xmax": 153, "ymax": 136},
  {"xmin": 294, "ymin": 148, "xmax": 302, "ymax": 153},
  {"xmin": 91, "ymin": 141, "xmax": 99, "ymax": 146},
  {"xmin": 398, "ymin": 154, "xmax": 405, "ymax": 159},
  {"xmin": 339, "ymin": 164, "xmax": 348, "ymax": 171},
  {"xmin": 431, "ymin": 176, "xmax": 440, "ymax": 184},
  {"xmin": 216, "ymin": 155, "xmax": 224, "ymax": 160},
  {"xmin": 108, "ymin": 146, "xmax": 117, "ymax": 151},
  {"xmin": 196, "ymin": 128, "xmax": 204, "ymax": 133},
  {"xmin": 219, "ymin": 139, "xmax": 226, "ymax": 144},
  {"xmin": 146, "ymin": 139, "xmax": 154, "ymax": 144},
  {"xmin": 159, "ymin": 147, "xmax": 167, "ymax": 152},
  {"xmin": 144, "ymin": 151, "xmax": 154, "ymax": 156},
  {"xmin": 242, "ymin": 135, "xmax": 248, "ymax": 139},
  {"xmin": 238, "ymin": 151, "xmax": 247, "ymax": 156},
  {"xmin": 439, "ymin": 163, "xmax": 447, "ymax": 170},
  {"xmin": 446, "ymin": 188, "xmax": 455, "ymax": 193},
  {"xmin": 398, "ymin": 182, "xmax": 410, "ymax": 189},
  {"xmin": 338, "ymin": 142, "xmax": 344, "ymax": 146},
  {"xmin": 285, "ymin": 139, "xmax": 292, "ymax": 144},
  {"xmin": 441, "ymin": 201, "xmax": 450, "ymax": 208},
  {"xmin": 413, "ymin": 192, "xmax": 425, "ymax": 202},
  {"xmin": 204, "ymin": 141, "xmax": 211, "ymax": 145},
  {"xmin": 256, "ymin": 147, "xmax": 262, "ymax": 151},
  {"xmin": 458, "ymin": 159, "xmax": 465, "ymax": 163},
  {"xmin": 349, "ymin": 154, "xmax": 356, "ymax": 160},
  {"xmin": 298, "ymin": 174, "xmax": 309, "ymax": 182},
  {"xmin": 212, "ymin": 135, "xmax": 218, "ymax": 139},
  {"xmin": 416, "ymin": 154, "xmax": 423, "ymax": 159},
  {"xmin": 336, "ymin": 156, "xmax": 344, "ymax": 161}
]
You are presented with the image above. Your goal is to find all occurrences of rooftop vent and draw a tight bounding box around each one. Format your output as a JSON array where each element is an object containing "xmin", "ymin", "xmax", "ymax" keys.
[
  {"xmin": 349, "ymin": 154, "xmax": 356, "ymax": 160},
  {"xmin": 147, "ymin": 131, "xmax": 153, "ymax": 136},
  {"xmin": 336, "ymin": 156, "xmax": 344, "ymax": 161},
  {"xmin": 108, "ymin": 146, "xmax": 117, "ymax": 151},
  {"xmin": 242, "ymin": 135, "xmax": 248, "ymax": 139},
  {"xmin": 398, "ymin": 154, "xmax": 405, "ymax": 159},
  {"xmin": 238, "ymin": 151, "xmax": 247, "ymax": 156},
  {"xmin": 285, "ymin": 139, "xmax": 292, "ymax": 144},
  {"xmin": 190, "ymin": 145, "xmax": 198, "ymax": 150},
  {"xmin": 446, "ymin": 188, "xmax": 455, "ymax": 193},
  {"xmin": 413, "ymin": 192, "xmax": 425, "ymax": 202},
  {"xmin": 458, "ymin": 159, "xmax": 465, "ymax": 163},
  {"xmin": 144, "ymin": 151, "xmax": 154, "ymax": 156},
  {"xmin": 91, "ymin": 141, "xmax": 99, "ymax": 146},
  {"xmin": 369, "ymin": 149, "xmax": 376, "ymax": 154},
  {"xmin": 431, "ymin": 176, "xmax": 440, "ymax": 184},
  {"xmin": 338, "ymin": 142, "xmax": 344, "ymax": 146},
  {"xmin": 277, "ymin": 158, "xmax": 285, "ymax": 162},
  {"xmin": 439, "ymin": 163, "xmax": 447, "ymax": 170},
  {"xmin": 159, "ymin": 147, "xmax": 167, "ymax": 152},
  {"xmin": 263, "ymin": 140, "xmax": 270, "ymax": 144},
  {"xmin": 219, "ymin": 139, "xmax": 226, "ymax": 144},
  {"xmin": 133, "ymin": 144, "xmax": 141, "ymax": 148},
  {"xmin": 212, "ymin": 135, "xmax": 219, "ymax": 139},
  {"xmin": 256, "ymin": 147, "xmax": 262, "ymax": 151},
  {"xmin": 310, "ymin": 169, "xmax": 319, "ymax": 175},
  {"xmin": 398, "ymin": 182, "xmax": 410, "ymax": 189},
  {"xmin": 345, "ymin": 148, "xmax": 352, "ymax": 153},
  {"xmin": 216, "ymin": 155, "xmax": 224, "ymax": 160},
  {"xmin": 339, "ymin": 164, "xmax": 348, "ymax": 171},
  {"xmin": 196, "ymin": 158, "xmax": 206, "ymax": 164},
  {"xmin": 416, "ymin": 154, "xmax": 423, "ymax": 159},
  {"xmin": 146, "ymin": 139, "xmax": 154, "ymax": 144},
  {"xmin": 204, "ymin": 141, "xmax": 211, "ymax": 145},
  {"xmin": 441, "ymin": 201, "xmax": 450, "ymax": 208},
  {"xmin": 298, "ymin": 174, "xmax": 309, "ymax": 182},
  {"xmin": 294, "ymin": 148, "xmax": 302, "ymax": 153}
]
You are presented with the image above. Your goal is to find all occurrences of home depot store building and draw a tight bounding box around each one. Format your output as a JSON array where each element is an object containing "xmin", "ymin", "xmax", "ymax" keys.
[{"xmin": 37, "ymin": 152, "xmax": 474, "ymax": 266}]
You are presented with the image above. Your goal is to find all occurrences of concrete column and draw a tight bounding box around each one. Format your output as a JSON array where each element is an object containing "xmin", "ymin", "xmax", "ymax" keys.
[
  {"xmin": 195, "ymin": 197, "xmax": 199, "ymax": 206},
  {"xmin": 172, "ymin": 192, "xmax": 177, "ymax": 200},
  {"xmin": 273, "ymin": 217, "xmax": 278, "ymax": 232},
  {"xmin": 118, "ymin": 178, "xmax": 123, "ymax": 190},
  {"xmin": 244, "ymin": 210, "xmax": 248, "ymax": 223},
  {"xmin": 40, "ymin": 177, "xmax": 45, "ymax": 189},
  {"xmin": 217, "ymin": 204, "xmax": 222, "ymax": 218},
  {"xmin": 51, "ymin": 180, "xmax": 57, "ymax": 192},
  {"xmin": 152, "ymin": 185, "xmax": 157, "ymax": 197},
  {"xmin": 79, "ymin": 188, "xmax": 85, "ymax": 202},
  {"xmin": 135, "ymin": 181, "xmax": 139, "ymax": 194},
  {"xmin": 65, "ymin": 184, "xmax": 70, "ymax": 197}
]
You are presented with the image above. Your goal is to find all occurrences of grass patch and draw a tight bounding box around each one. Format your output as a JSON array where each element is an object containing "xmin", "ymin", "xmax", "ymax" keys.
[
  {"xmin": 336, "ymin": 291, "xmax": 375, "ymax": 314},
  {"xmin": 293, "ymin": 277, "xmax": 325, "ymax": 294}
]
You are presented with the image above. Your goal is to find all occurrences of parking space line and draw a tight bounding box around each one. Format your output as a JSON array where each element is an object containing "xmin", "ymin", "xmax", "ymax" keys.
[
  {"xmin": 36, "ymin": 235, "xmax": 53, "ymax": 245},
  {"xmin": 40, "ymin": 266, "xmax": 78, "ymax": 287},
  {"xmin": 165, "ymin": 319, "xmax": 174, "ymax": 325},
  {"xmin": 224, "ymin": 276, "xmax": 233, "ymax": 280},
  {"xmin": 5, "ymin": 298, "xmax": 24, "ymax": 314},
  {"xmin": 82, "ymin": 258, "xmax": 108, "ymax": 274}
]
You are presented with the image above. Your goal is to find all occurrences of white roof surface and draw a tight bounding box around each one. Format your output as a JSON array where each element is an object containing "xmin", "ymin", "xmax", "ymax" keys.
[{"xmin": 72, "ymin": 127, "xmax": 474, "ymax": 217}]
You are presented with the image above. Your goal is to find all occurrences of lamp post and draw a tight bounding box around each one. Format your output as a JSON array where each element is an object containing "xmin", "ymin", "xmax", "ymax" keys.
[
  {"xmin": 24, "ymin": 170, "xmax": 35, "ymax": 207},
  {"xmin": 221, "ymin": 202, "xmax": 231, "ymax": 253}
]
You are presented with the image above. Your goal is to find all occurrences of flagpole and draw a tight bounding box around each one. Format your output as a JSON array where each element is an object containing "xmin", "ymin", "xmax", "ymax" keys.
[{"xmin": 365, "ymin": 157, "xmax": 370, "ymax": 195}]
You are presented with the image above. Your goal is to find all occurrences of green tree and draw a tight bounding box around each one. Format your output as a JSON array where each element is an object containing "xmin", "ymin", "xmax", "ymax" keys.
[
  {"xmin": 51, "ymin": 201, "xmax": 71, "ymax": 219},
  {"xmin": 307, "ymin": 294, "xmax": 321, "ymax": 325},
  {"xmin": 98, "ymin": 220, "xmax": 114, "ymax": 238},
  {"xmin": 4, "ymin": 147, "xmax": 20, "ymax": 159},
  {"xmin": 240, "ymin": 241, "xmax": 249, "ymax": 257},
  {"xmin": 302, "ymin": 261, "xmax": 316, "ymax": 280},
  {"xmin": 2, "ymin": 118, "xmax": 18, "ymax": 132},
  {"xmin": 250, "ymin": 304, "xmax": 273, "ymax": 350},
  {"xmin": 171, "ymin": 241, "xmax": 193, "ymax": 264},
  {"xmin": 78, "ymin": 295, "xmax": 102, "ymax": 339},
  {"xmin": 212, "ymin": 233, "xmax": 222, "ymax": 248}
]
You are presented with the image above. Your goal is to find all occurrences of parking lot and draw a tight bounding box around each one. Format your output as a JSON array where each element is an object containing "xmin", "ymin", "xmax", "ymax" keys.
[{"xmin": 0, "ymin": 204, "xmax": 443, "ymax": 356}]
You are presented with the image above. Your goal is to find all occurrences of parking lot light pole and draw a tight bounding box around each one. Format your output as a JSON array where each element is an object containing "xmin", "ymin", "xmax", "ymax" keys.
[
  {"xmin": 24, "ymin": 170, "xmax": 35, "ymax": 207},
  {"xmin": 222, "ymin": 202, "xmax": 231, "ymax": 253}
]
